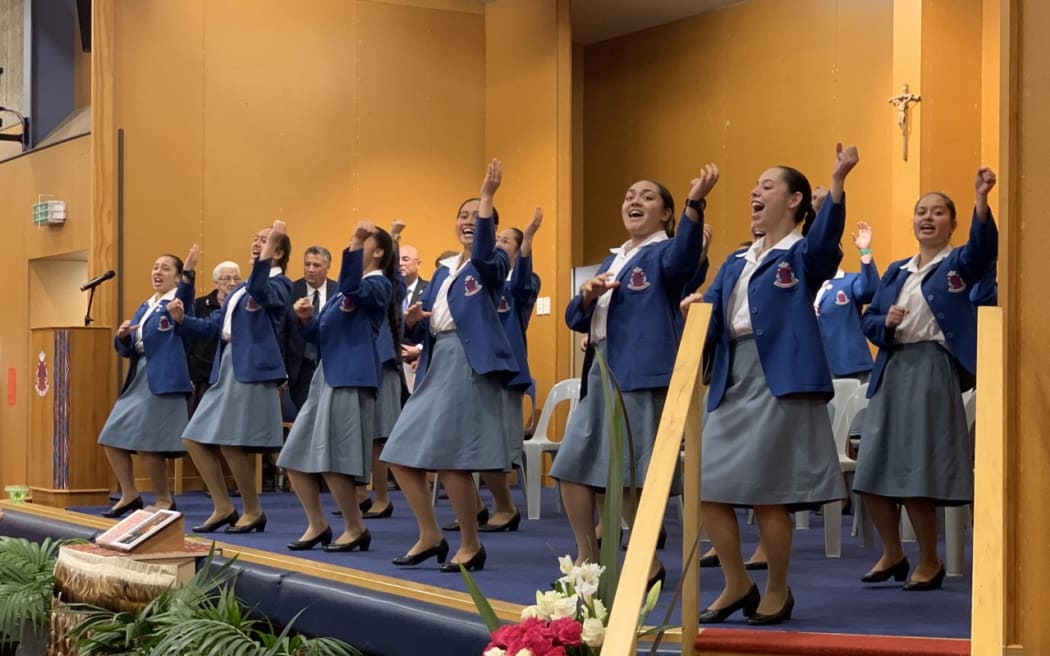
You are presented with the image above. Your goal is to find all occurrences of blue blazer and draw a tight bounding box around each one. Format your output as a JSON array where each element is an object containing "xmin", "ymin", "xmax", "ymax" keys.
[
  {"xmin": 970, "ymin": 261, "xmax": 998, "ymax": 307},
  {"xmin": 177, "ymin": 258, "xmax": 292, "ymax": 384},
  {"xmin": 498, "ymin": 254, "xmax": 541, "ymax": 390},
  {"xmin": 303, "ymin": 249, "xmax": 391, "ymax": 390},
  {"xmin": 116, "ymin": 280, "xmax": 196, "ymax": 395},
  {"xmin": 816, "ymin": 260, "xmax": 879, "ymax": 377},
  {"xmin": 703, "ymin": 197, "xmax": 846, "ymax": 411},
  {"xmin": 862, "ymin": 209, "xmax": 998, "ymax": 395},
  {"xmin": 409, "ymin": 214, "xmax": 518, "ymax": 381},
  {"xmin": 566, "ymin": 212, "xmax": 705, "ymax": 394}
]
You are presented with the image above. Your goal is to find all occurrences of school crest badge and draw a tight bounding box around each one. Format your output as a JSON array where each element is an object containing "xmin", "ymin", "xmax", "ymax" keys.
[
  {"xmin": 626, "ymin": 267, "xmax": 650, "ymax": 291},
  {"xmin": 835, "ymin": 290, "xmax": 850, "ymax": 306},
  {"xmin": 35, "ymin": 352, "xmax": 49, "ymax": 397},
  {"xmin": 340, "ymin": 295, "xmax": 356, "ymax": 312},
  {"xmin": 498, "ymin": 295, "xmax": 511, "ymax": 313},
  {"xmin": 464, "ymin": 275, "xmax": 482, "ymax": 297},
  {"xmin": 773, "ymin": 262, "xmax": 799, "ymax": 289},
  {"xmin": 157, "ymin": 315, "xmax": 173, "ymax": 332},
  {"xmin": 946, "ymin": 270, "xmax": 967, "ymax": 293},
  {"xmin": 245, "ymin": 295, "xmax": 262, "ymax": 311}
]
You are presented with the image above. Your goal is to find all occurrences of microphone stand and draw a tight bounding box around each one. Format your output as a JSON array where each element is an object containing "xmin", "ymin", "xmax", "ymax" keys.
[{"xmin": 84, "ymin": 286, "xmax": 97, "ymax": 326}]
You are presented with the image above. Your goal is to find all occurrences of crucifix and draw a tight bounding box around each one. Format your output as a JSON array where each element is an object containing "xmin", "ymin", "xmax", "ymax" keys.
[{"xmin": 889, "ymin": 84, "xmax": 921, "ymax": 161}]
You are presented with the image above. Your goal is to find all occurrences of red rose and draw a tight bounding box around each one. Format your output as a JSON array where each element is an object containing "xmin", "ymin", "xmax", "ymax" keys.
[
  {"xmin": 549, "ymin": 617, "xmax": 582, "ymax": 646},
  {"xmin": 509, "ymin": 621, "xmax": 554, "ymax": 654},
  {"xmin": 491, "ymin": 622, "xmax": 524, "ymax": 646}
]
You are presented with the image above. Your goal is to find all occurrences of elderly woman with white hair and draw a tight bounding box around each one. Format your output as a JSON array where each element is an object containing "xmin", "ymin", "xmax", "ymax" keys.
[{"xmin": 187, "ymin": 260, "xmax": 243, "ymax": 412}]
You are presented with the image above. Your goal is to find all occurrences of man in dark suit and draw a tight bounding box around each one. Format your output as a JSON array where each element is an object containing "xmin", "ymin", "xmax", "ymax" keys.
[
  {"xmin": 285, "ymin": 245, "xmax": 337, "ymax": 412},
  {"xmin": 398, "ymin": 244, "xmax": 428, "ymax": 370}
]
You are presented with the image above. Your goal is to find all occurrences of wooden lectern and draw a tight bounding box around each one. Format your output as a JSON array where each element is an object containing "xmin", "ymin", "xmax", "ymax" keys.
[{"xmin": 29, "ymin": 326, "xmax": 114, "ymax": 507}]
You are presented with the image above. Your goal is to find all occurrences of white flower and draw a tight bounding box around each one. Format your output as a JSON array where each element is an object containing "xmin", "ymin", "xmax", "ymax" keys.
[
  {"xmin": 513, "ymin": 650, "xmax": 534, "ymax": 656},
  {"xmin": 580, "ymin": 617, "xmax": 606, "ymax": 647},
  {"xmin": 520, "ymin": 604, "xmax": 543, "ymax": 620},
  {"xmin": 483, "ymin": 648, "xmax": 507, "ymax": 656},
  {"xmin": 642, "ymin": 579, "xmax": 662, "ymax": 616},
  {"xmin": 549, "ymin": 594, "xmax": 577, "ymax": 620},
  {"xmin": 558, "ymin": 554, "xmax": 574, "ymax": 576},
  {"xmin": 590, "ymin": 598, "xmax": 608, "ymax": 622},
  {"xmin": 576, "ymin": 562, "xmax": 605, "ymax": 586}
]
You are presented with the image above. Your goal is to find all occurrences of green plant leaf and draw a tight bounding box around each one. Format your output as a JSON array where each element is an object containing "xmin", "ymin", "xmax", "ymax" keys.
[{"xmin": 460, "ymin": 566, "xmax": 501, "ymax": 632}]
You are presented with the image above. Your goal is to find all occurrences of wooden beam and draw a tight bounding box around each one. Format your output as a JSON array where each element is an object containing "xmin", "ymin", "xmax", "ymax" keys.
[{"xmin": 603, "ymin": 303, "xmax": 710, "ymax": 655}]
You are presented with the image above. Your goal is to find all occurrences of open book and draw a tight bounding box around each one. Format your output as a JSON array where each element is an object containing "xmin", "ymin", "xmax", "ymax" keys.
[{"xmin": 95, "ymin": 508, "xmax": 182, "ymax": 552}]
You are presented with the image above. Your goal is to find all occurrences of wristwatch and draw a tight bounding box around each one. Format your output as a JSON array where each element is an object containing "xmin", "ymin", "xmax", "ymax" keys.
[{"xmin": 685, "ymin": 198, "xmax": 706, "ymax": 212}]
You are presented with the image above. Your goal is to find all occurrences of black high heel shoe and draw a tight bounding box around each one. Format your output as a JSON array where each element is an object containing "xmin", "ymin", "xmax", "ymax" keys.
[
  {"xmin": 102, "ymin": 496, "xmax": 143, "ymax": 519},
  {"xmin": 287, "ymin": 526, "xmax": 332, "ymax": 551},
  {"xmin": 861, "ymin": 557, "xmax": 910, "ymax": 583},
  {"xmin": 226, "ymin": 513, "xmax": 267, "ymax": 534},
  {"xmin": 439, "ymin": 546, "xmax": 487, "ymax": 572},
  {"xmin": 443, "ymin": 508, "xmax": 489, "ymax": 532},
  {"xmin": 699, "ymin": 553, "xmax": 721, "ymax": 568},
  {"xmin": 392, "ymin": 539, "xmax": 450, "ymax": 566},
  {"xmin": 620, "ymin": 525, "xmax": 667, "ymax": 550},
  {"xmin": 362, "ymin": 502, "xmax": 394, "ymax": 519},
  {"xmin": 747, "ymin": 588, "xmax": 794, "ymax": 625},
  {"xmin": 902, "ymin": 564, "xmax": 946, "ymax": 591},
  {"xmin": 699, "ymin": 584, "xmax": 761, "ymax": 624},
  {"xmin": 324, "ymin": 529, "xmax": 372, "ymax": 552},
  {"xmin": 479, "ymin": 511, "xmax": 521, "ymax": 533},
  {"xmin": 192, "ymin": 510, "xmax": 239, "ymax": 533},
  {"xmin": 332, "ymin": 498, "xmax": 374, "ymax": 517}
]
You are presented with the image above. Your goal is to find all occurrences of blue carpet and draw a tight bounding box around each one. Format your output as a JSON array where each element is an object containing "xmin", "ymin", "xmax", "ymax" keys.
[{"xmin": 75, "ymin": 487, "xmax": 971, "ymax": 639}]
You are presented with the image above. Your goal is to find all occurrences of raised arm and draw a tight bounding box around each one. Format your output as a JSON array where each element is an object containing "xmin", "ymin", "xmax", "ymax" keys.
[
  {"xmin": 957, "ymin": 167, "xmax": 1000, "ymax": 281},
  {"xmin": 510, "ymin": 208, "xmax": 543, "ymax": 306},
  {"xmin": 473, "ymin": 159, "xmax": 511, "ymax": 286},
  {"xmin": 661, "ymin": 164, "xmax": 717, "ymax": 284},
  {"xmin": 850, "ymin": 222, "xmax": 879, "ymax": 303},
  {"xmin": 247, "ymin": 220, "xmax": 291, "ymax": 310},
  {"xmin": 803, "ymin": 143, "xmax": 859, "ymax": 282}
]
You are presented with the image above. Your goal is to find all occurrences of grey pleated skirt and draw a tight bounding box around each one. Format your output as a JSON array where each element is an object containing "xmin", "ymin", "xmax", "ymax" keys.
[
  {"xmin": 182, "ymin": 346, "xmax": 283, "ymax": 450},
  {"xmin": 277, "ymin": 365, "xmax": 375, "ymax": 480},
  {"xmin": 381, "ymin": 332, "xmax": 509, "ymax": 471},
  {"xmin": 853, "ymin": 341, "xmax": 972, "ymax": 505},
  {"xmin": 701, "ymin": 337, "xmax": 845, "ymax": 510},
  {"xmin": 374, "ymin": 365, "xmax": 402, "ymax": 440},
  {"xmin": 97, "ymin": 357, "xmax": 187, "ymax": 457},
  {"xmin": 504, "ymin": 386, "xmax": 525, "ymax": 469},
  {"xmin": 549, "ymin": 342, "xmax": 666, "ymax": 491}
]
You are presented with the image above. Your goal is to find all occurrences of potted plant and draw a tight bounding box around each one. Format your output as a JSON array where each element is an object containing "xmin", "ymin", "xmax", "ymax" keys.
[
  {"xmin": 0, "ymin": 536, "xmax": 71, "ymax": 656},
  {"xmin": 68, "ymin": 554, "xmax": 362, "ymax": 655}
]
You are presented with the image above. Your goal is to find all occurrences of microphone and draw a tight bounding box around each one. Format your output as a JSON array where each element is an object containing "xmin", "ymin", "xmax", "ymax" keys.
[{"xmin": 80, "ymin": 270, "xmax": 116, "ymax": 292}]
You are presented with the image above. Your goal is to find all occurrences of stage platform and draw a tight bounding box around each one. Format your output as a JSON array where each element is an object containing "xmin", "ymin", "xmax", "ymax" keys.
[{"xmin": 0, "ymin": 486, "xmax": 973, "ymax": 656}]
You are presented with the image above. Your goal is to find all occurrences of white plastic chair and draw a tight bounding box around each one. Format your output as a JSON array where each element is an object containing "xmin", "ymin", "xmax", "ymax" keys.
[
  {"xmin": 523, "ymin": 378, "xmax": 581, "ymax": 520},
  {"xmin": 817, "ymin": 380, "xmax": 866, "ymax": 557},
  {"xmin": 944, "ymin": 390, "xmax": 976, "ymax": 576}
]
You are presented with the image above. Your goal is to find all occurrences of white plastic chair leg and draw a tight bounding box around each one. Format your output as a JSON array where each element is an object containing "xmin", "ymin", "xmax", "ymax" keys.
[
  {"xmin": 525, "ymin": 453, "xmax": 543, "ymax": 520},
  {"xmin": 945, "ymin": 505, "xmax": 970, "ymax": 577},
  {"xmin": 796, "ymin": 510, "xmax": 811, "ymax": 530},
  {"xmin": 901, "ymin": 509, "xmax": 916, "ymax": 542},
  {"xmin": 823, "ymin": 500, "xmax": 842, "ymax": 558},
  {"xmin": 853, "ymin": 492, "xmax": 874, "ymax": 548}
]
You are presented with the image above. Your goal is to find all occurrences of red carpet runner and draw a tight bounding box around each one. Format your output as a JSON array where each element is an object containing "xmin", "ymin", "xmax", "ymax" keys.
[{"xmin": 696, "ymin": 629, "xmax": 970, "ymax": 655}]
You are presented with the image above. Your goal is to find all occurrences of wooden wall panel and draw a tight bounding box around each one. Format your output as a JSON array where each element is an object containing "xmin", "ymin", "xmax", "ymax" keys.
[{"xmin": 581, "ymin": 0, "xmax": 894, "ymax": 269}]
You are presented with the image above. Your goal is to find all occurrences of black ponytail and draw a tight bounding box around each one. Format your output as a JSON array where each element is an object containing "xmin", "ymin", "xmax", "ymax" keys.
[
  {"xmin": 776, "ymin": 166, "xmax": 815, "ymax": 235},
  {"xmin": 373, "ymin": 228, "xmax": 403, "ymax": 365}
]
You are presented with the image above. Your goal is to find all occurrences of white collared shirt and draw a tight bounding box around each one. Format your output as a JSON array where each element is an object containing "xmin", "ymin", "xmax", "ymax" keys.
[
  {"xmin": 306, "ymin": 281, "xmax": 328, "ymax": 310},
  {"xmin": 403, "ymin": 278, "xmax": 420, "ymax": 312},
  {"xmin": 222, "ymin": 266, "xmax": 282, "ymax": 342},
  {"xmin": 590, "ymin": 231, "xmax": 668, "ymax": 343},
  {"xmin": 134, "ymin": 288, "xmax": 177, "ymax": 352},
  {"xmin": 814, "ymin": 268, "xmax": 846, "ymax": 314},
  {"xmin": 429, "ymin": 254, "xmax": 470, "ymax": 335},
  {"xmin": 727, "ymin": 230, "xmax": 803, "ymax": 339},
  {"xmin": 893, "ymin": 246, "xmax": 953, "ymax": 345}
]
